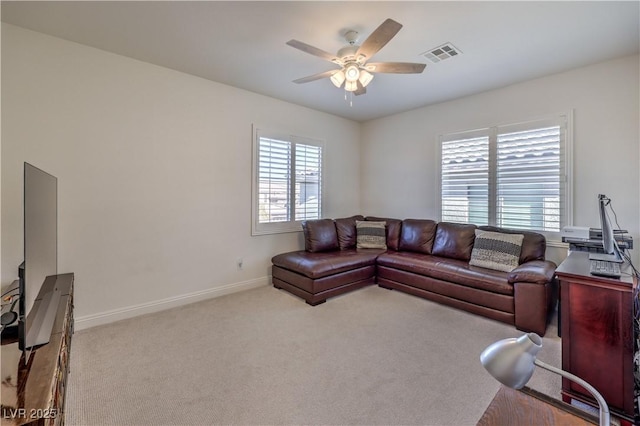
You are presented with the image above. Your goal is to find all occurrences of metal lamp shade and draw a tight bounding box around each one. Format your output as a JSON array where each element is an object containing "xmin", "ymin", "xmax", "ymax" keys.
[{"xmin": 480, "ymin": 332, "xmax": 543, "ymax": 389}]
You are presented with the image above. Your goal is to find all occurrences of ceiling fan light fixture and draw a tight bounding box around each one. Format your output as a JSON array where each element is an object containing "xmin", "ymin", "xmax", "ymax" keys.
[
  {"xmin": 358, "ymin": 70, "xmax": 374, "ymax": 87},
  {"xmin": 344, "ymin": 80, "xmax": 358, "ymax": 92},
  {"xmin": 345, "ymin": 64, "xmax": 360, "ymax": 82},
  {"xmin": 330, "ymin": 70, "xmax": 346, "ymax": 88}
]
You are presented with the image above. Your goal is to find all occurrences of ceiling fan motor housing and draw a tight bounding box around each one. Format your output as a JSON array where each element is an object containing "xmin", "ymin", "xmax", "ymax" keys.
[{"xmin": 337, "ymin": 45, "xmax": 359, "ymax": 63}]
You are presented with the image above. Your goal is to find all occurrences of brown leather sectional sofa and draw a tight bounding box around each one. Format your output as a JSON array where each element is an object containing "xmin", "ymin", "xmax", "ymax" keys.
[{"xmin": 271, "ymin": 215, "xmax": 558, "ymax": 336}]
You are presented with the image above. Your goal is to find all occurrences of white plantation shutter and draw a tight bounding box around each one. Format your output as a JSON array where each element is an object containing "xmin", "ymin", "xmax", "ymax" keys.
[
  {"xmin": 294, "ymin": 143, "xmax": 322, "ymax": 221},
  {"xmin": 496, "ymin": 122, "xmax": 565, "ymax": 232},
  {"xmin": 252, "ymin": 128, "xmax": 324, "ymax": 235},
  {"xmin": 439, "ymin": 114, "xmax": 570, "ymax": 234},
  {"xmin": 441, "ymin": 134, "xmax": 490, "ymax": 225},
  {"xmin": 258, "ymin": 137, "xmax": 291, "ymax": 223}
]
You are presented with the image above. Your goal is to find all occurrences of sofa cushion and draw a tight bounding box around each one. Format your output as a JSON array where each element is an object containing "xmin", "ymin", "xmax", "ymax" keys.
[
  {"xmin": 479, "ymin": 226, "xmax": 546, "ymax": 263},
  {"xmin": 398, "ymin": 219, "xmax": 437, "ymax": 254},
  {"xmin": 356, "ymin": 220, "xmax": 387, "ymax": 249},
  {"xmin": 376, "ymin": 251, "xmax": 513, "ymax": 295},
  {"xmin": 302, "ymin": 219, "xmax": 339, "ymax": 253},
  {"xmin": 335, "ymin": 215, "xmax": 365, "ymax": 250},
  {"xmin": 272, "ymin": 249, "xmax": 382, "ymax": 279},
  {"xmin": 366, "ymin": 216, "xmax": 402, "ymax": 250},
  {"xmin": 469, "ymin": 230, "xmax": 524, "ymax": 272},
  {"xmin": 432, "ymin": 222, "xmax": 477, "ymax": 261}
]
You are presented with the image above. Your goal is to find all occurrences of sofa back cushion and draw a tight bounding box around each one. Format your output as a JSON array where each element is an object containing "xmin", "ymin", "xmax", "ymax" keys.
[
  {"xmin": 366, "ymin": 216, "xmax": 402, "ymax": 250},
  {"xmin": 356, "ymin": 220, "xmax": 387, "ymax": 249},
  {"xmin": 398, "ymin": 219, "xmax": 437, "ymax": 254},
  {"xmin": 301, "ymin": 219, "xmax": 339, "ymax": 253},
  {"xmin": 432, "ymin": 222, "xmax": 477, "ymax": 261},
  {"xmin": 335, "ymin": 215, "xmax": 365, "ymax": 250},
  {"xmin": 478, "ymin": 225, "xmax": 546, "ymax": 263}
]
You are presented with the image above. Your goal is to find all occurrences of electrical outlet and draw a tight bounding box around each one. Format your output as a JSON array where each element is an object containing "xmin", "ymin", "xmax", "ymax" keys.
[{"xmin": 237, "ymin": 258, "xmax": 243, "ymax": 270}]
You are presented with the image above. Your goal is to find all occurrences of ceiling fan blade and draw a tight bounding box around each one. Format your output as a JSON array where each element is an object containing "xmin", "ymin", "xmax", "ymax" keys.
[
  {"xmin": 292, "ymin": 69, "xmax": 339, "ymax": 84},
  {"xmin": 356, "ymin": 18, "xmax": 403, "ymax": 61},
  {"xmin": 286, "ymin": 39, "xmax": 339, "ymax": 63},
  {"xmin": 365, "ymin": 62, "xmax": 426, "ymax": 74},
  {"xmin": 354, "ymin": 81, "xmax": 367, "ymax": 96}
]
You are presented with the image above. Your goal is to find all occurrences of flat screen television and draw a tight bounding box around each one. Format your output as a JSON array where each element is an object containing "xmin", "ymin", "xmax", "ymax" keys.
[
  {"xmin": 18, "ymin": 163, "xmax": 60, "ymax": 356},
  {"xmin": 589, "ymin": 194, "xmax": 624, "ymax": 263}
]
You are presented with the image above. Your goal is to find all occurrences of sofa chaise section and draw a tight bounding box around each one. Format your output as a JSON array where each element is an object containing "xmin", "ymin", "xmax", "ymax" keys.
[
  {"xmin": 271, "ymin": 217, "xmax": 384, "ymax": 306},
  {"xmin": 272, "ymin": 249, "xmax": 381, "ymax": 306}
]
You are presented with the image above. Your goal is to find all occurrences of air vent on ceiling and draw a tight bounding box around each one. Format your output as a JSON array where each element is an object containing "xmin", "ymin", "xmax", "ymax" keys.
[{"xmin": 422, "ymin": 43, "xmax": 461, "ymax": 63}]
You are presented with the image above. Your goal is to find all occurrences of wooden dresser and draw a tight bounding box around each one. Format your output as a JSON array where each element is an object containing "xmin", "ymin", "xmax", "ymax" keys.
[
  {"xmin": 556, "ymin": 252, "xmax": 636, "ymax": 423},
  {"xmin": 1, "ymin": 273, "xmax": 74, "ymax": 426}
]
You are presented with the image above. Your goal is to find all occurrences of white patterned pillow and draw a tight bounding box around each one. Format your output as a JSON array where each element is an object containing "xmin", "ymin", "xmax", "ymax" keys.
[
  {"xmin": 356, "ymin": 220, "xmax": 387, "ymax": 249},
  {"xmin": 469, "ymin": 230, "xmax": 524, "ymax": 272}
]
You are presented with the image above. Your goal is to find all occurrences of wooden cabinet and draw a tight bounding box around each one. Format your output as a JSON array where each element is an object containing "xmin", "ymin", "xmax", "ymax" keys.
[
  {"xmin": 1, "ymin": 273, "xmax": 74, "ymax": 426},
  {"xmin": 556, "ymin": 252, "xmax": 635, "ymax": 423},
  {"xmin": 477, "ymin": 385, "xmax": 597, "ymax": 425}
]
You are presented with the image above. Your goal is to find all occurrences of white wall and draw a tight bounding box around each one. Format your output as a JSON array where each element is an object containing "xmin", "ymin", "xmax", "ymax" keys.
[
  {"xmin": 0, "ymin": 22, "xmax": 3, "ymax": 287},
  {"xmin": 3, "ymin": 23, "xmax": 638, "ymax": 328},
  {"xmin": 361, "ymin": 55, "xmax": 640, "ymax": 266},
  {"xmin": 1, "ymin": 24, "xmax": 361, "ymax": 327}
]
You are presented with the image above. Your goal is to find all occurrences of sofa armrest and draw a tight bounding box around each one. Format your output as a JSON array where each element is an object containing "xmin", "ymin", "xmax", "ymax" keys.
[{"xmin": 508, "ymin": 260, "xmax": 557, "ymax": 285}]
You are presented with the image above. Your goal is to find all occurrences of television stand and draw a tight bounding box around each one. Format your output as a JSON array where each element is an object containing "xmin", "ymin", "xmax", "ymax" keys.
[
  {"xmin": 24, "ymin": 281, "xmax": 62, "ymax": 350},
  {"xmin": 0, "ymin": 273, "xmax": 74, "ymax": 425}
]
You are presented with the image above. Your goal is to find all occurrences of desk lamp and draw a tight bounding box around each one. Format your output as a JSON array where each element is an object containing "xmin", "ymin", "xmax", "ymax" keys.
[{"xmin": 480, "ymin": 332, "xmax": 609, "ymax": 426}]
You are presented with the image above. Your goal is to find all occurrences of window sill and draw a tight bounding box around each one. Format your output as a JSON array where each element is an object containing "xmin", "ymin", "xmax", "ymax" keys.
[
  {"xmin": 547, "ymin": 239, "xmax": 569, "ymax": 249},
  {"xmin": 252, "ymin": 222, "xmax": 303, "ymax": 236}
]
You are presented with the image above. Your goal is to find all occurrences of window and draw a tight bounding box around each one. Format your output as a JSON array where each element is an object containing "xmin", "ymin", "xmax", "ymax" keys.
[
  {"xmin": 439, "ymin": 114, "xmax": 572, "ymax": 234},
  {"xmin": 252, "ymin": 127, "xmax": 323, "ymax": 235}
]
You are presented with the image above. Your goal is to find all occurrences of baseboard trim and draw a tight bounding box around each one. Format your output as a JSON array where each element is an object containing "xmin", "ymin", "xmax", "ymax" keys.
[{"xmin": 74, "ymin": 276, "xmax": 270, "ymax": 331}]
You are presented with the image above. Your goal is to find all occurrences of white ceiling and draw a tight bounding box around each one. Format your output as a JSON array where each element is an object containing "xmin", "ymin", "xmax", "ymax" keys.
[{"xmin": 2, "ymin": 1, "xmax": 639, "ymax": 122}]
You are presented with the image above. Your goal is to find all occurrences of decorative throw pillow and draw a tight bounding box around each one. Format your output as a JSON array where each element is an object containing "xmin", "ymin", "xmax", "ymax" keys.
[
  {"xmin": 469, "ymin": 230, "xmax": 524, "ymax": 272},
  {"xmin": 356, "ymin": 220, "xmax": 387, "ymax": 249},
  {"xmin": 366, "ymin": 217, "xmax": 403, "ymax": 251}
]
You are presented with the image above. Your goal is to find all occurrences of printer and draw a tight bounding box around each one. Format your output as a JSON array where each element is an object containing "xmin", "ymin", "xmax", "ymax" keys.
[
  {"xmin": 561, "ymin": 226, "xmax": 633, "ymax": 252},
  {"xmin": 560, "ymin": 226, "xmax": 590, "ymax": 240}
]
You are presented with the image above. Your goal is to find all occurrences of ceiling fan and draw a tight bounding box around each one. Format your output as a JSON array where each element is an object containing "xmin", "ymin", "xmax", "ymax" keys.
[{"xmin": 286, "ymin": 18, "xmax": 426, "ymax": 96}]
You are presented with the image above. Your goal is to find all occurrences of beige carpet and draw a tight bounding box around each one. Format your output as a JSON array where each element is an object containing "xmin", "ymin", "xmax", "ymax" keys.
[{"xmin": 66, "ymin": 284, "xmax": 561, "ymax": 425}]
